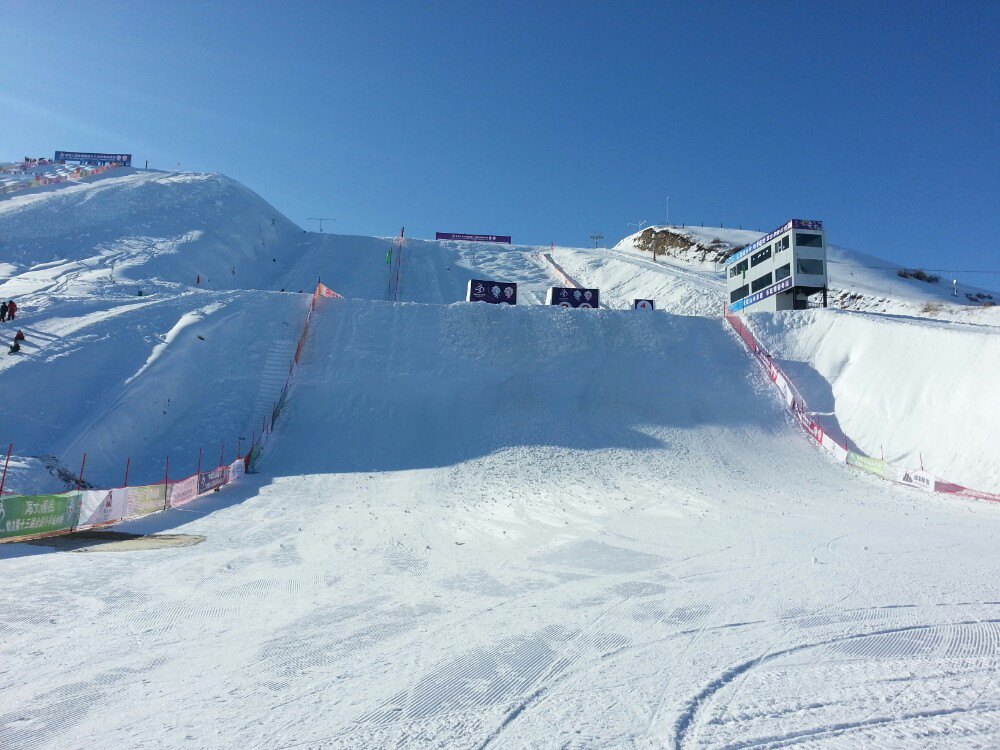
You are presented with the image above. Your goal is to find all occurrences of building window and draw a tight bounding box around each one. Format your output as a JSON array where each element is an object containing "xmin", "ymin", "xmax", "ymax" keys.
[
  {"xmin": 796, "ymin": 258, "xmax": 824, "ymax": 275},
  {"xmin": 729, "ymin": 259, "xmax": 749, "ymax": 279},
  {"xmin": 775, "ymin": 263, "xmax": 791, "ymax": 281},
  {"xmin": 751, "ymin": 272, "xmax": 773, "ymax": 293},
  {"xmin": 750, "ymin": 246, "xmax": 772, "ymax": 267},
  {"xmin": 775, "ymin": 235, "xmax": 790, "ymax": 253},
  {"xmin": 730, "ymin": 284, "xmax": 749, "ymax": 303},
  {"xmin": 795, "ymin": 232, "xmax": 823, "ymax": 248}
]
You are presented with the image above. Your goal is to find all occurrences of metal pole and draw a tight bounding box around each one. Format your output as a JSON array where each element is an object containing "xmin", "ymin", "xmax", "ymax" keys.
[
  {"xmin": 78, "ymin": 453, "xmax": 87, "ymax": 490},
  {"xmin": 123, "ymin": 456, "xmax": 130, "ymax": 487},
  {"xmin": 0, "ymin": 443, "xmax": 12, "ymax": 497},
  {"xmin": 237, "ymin": 438, "xmax": 242, "ymax": 459},
  {"xmin": 220, "ymin": 444, "xmax": 225, "ymax": 468},
  {"xmin": 163, "ymin": 456, "xmax": 170, "ymax": 510}
]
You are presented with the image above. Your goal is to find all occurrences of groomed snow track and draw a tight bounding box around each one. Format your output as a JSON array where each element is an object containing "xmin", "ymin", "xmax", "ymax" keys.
[{"xmin": 3, "ymin": 296, "xmax": 999, "ymax": 749}]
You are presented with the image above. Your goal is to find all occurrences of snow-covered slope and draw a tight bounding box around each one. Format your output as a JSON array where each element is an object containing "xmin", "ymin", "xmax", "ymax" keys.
[
  {"xmin": 2, "ymin": 167, "xmax": 999, "ymax": 748},
  {"xmin": 0, "ymin": 290, "xmax": 308, "ymax": 492},
  {"xmin": 748, "ymin": 308, "xmax": 1000, "ymax": 492},
  {"xmin": 3, "ymin": 296, "xmax": 999, "ymax": 749},
  {"xmin": 0, "ymin": 170, "xmax": 555, "ymax": 491}
]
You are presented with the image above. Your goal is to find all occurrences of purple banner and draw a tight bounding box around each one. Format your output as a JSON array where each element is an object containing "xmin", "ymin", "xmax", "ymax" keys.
[
  {"xmin": 791, "ymin": 219, "xmax": 823, "ymax": 230},
  {"xmin": 198, "ymin": 466, "xmax": 227, "ymax": 494},
  {"xmin": 436, "ymin": 232, "xmax": 511, "ymax": 244}
]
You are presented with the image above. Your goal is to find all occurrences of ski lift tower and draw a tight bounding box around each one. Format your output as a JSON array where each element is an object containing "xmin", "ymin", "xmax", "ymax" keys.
[
  {"xmin": 307, "ymin": 217, "xmax": 335, "ymax": 233},
  {"xmin": 590, "ymin": 233, "xmax": 604, "ymax": 248}
]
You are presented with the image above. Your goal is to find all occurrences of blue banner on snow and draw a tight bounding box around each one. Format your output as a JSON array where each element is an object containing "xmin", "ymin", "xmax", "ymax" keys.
[
  {"xmin": 467, "ymin": 279, "xmax": 517, "ymax": 304},
  {"xmin": 547, "ymin": 287, "xmax": 599, "ymax": 308}
]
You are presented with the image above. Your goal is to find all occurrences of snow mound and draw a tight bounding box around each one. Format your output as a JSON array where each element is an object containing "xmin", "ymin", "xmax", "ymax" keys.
[{"xmin": 748, "ymin": 308, "xmax": 1000, "ymax": 492}]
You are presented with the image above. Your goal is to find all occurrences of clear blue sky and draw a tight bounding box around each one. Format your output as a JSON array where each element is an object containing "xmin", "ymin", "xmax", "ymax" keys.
[{"xmin": 3, "ymin": 1, "xmax": 998, "ymax": 286}]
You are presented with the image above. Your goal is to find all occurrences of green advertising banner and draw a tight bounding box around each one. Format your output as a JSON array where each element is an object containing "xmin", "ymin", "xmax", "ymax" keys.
[
  {"xmin": 0, "ymin": 492, "xmax": 81, "ymax": 541},
  {"xmin": 847, "ymin": 452, "xmax": 890, "ymax": 478}
]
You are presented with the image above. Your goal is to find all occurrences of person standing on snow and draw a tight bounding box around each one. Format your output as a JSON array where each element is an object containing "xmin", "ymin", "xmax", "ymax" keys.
[
  {"xmin": 5, "ymin": 301, "xmax": 16, "ymax": 320},
  {"xmin": 0, "ymin": 301, "xmax": 7, "ymax": 322}
]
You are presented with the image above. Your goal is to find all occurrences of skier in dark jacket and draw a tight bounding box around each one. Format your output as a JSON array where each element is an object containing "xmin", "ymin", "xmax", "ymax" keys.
[
  {"xmin": 0, "ymin": 301, "xmax": 7, "ymax": 321},
  {"xmin": 8, "ymin": 341, "xmax": 20, "ymax": 354}
]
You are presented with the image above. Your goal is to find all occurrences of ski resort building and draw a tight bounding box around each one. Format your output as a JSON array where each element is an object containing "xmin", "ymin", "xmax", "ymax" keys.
[{"xmin": 725, "ymin": 219, "xmax": 828, "ymax": 313}]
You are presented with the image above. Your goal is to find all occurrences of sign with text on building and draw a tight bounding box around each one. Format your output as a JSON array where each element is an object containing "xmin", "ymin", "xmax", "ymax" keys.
[
  {"xmin": 436, "ymin": 232, "xmax": 512, "ymax": 244},
  {"xmin": 633, "ymin": 299, "xmax": 655, "ymax": 310},
  {"xmin": 727, "ymin": 276, "xmax": 793, "ymax": 313},
  {"xmin": 546, "ymin": 286, "xmax": 600, "ymax": 308},
  {"xmin": 467, "ymin": 279, "xmax": 517, "ymax": 305},
  {"xmin": 725, "ymin": 219, "xmax": 823, "ymax": 267},
  {"xmin": 54, "ymin": 151, "xmax": 132, "ymax": 167}
]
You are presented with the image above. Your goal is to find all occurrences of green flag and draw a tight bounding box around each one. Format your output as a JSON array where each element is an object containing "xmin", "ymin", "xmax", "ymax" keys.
[{"xmin": 386, "ymin": 248, "xmax": 392, "ymax": 265}]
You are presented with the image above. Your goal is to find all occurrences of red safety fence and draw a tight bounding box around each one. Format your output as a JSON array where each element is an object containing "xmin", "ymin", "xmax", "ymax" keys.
[
  {"xmin": 0, "ymin": 282, "xmax": 343, "ymax": 543},
  {"xmin": 539, "ymin": 252, "xmax": 581, "ymax": 289},
  {"xmin": 724, "ymin": 309, "xmax": 1000, "ymax": 503}
]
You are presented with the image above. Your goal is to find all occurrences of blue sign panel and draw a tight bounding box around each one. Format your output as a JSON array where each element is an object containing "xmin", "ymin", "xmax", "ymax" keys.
[
  {"xmin": 547, "ymin": 286, "xmax": 600, "ymax": 308},
  {"xmin": 55, "ymin": 151, "xmax": 132, "ymax": 167},
  {"xmin": 436, "ymin": 232, "xmax": 512, "ymax": 244},
  {"xmin": 467, "ymin": 278, "xmax": 517, "ymax": 304},
  {"xmin": 633, "ymin": 299, "xmax": 655, "ymax": 310},
  {"xmin": 727, "ymin": 276, "xmax": 793, "ymax": 312},
  {"xmin": 725, "ymin": 219, "xmax": 823, "ymax": 267}
]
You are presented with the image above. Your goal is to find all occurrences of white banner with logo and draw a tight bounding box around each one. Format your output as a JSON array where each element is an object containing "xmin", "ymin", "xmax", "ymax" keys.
[
  {"xmin": 896, "ymin": 467, "xmax": 936, "ymax": 493},
  {"xmin": 77, "ymin": 488, "xmax": 128, "ymax": 527}
]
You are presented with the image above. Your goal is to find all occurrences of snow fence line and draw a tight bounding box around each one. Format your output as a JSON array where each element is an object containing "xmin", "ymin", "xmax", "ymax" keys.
[
  {"xmin": 723, "ymin": 310, "xmax": 1000, "ymax": 503},
  {"xmin": 0, "ymin": 162, "xmax": 123, "ymax": 196},
  {"xmin": 538, "ymin": 252, "xmax": 581, "ymax": 289},
  {"xmin": 0, "ymin": 282, "xmax": 343, "ymax": 544}
]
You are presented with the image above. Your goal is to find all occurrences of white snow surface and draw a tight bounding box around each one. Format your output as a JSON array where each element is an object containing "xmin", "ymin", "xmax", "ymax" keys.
[
  {"xmin": 748, "ymin": 309, "xmax": 1000, "ymax": 493},
  {"xmin": 1, "ymin": 169, "xmax": 999, "ymax": 749}
]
